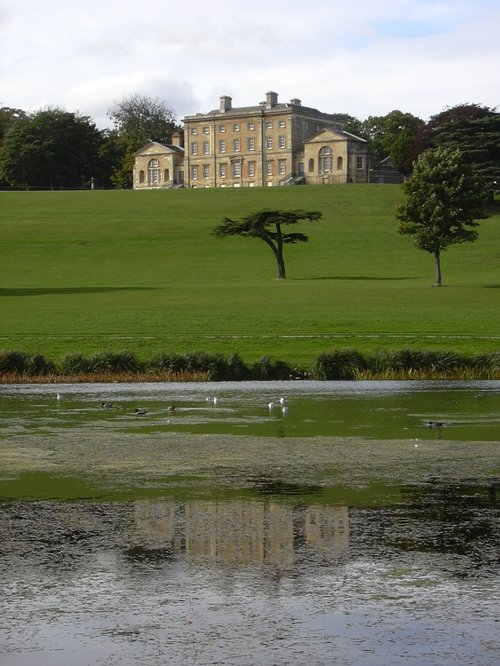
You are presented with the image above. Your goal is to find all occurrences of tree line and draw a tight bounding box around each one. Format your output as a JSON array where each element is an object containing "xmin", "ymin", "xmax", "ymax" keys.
[
  {"xmin": 0, "ymin": 95, "xmax": 178, "ymax": 190},
  {"xmin": 0, "ymin": 95, "xmax": 498, "ymax": 191}
]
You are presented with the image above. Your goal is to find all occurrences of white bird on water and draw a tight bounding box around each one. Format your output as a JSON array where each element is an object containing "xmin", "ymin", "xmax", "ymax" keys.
[
  {"xmin": 56, "ymin": 393, "xmax": 64, "ymax": 401},
  {"xmin": 206, "ymin": 396, "xmax": 218, "ymax": 405}
]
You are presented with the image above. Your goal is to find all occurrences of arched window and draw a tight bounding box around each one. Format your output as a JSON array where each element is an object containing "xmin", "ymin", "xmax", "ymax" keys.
[
  {"xmin": 148, "ymin": 159, "xmax": 160, "ymax": 185},
  {"xmin": 308, "ymin": 158, "xmax": 314, "ymax": 172},
  {"xmin": 319, "ymin": 147, "xmax": 332, "ymax": 173},
  {"xmin": 139, "ymin": 170, "xmax": 145, "ymax": 183},
  {"xmin": 164, "ymin": 168, "xmax": 170, "ymax": 182},
  {"xmin": 337, "ymin": 156, "xmax": 343, "ymax": 170}
]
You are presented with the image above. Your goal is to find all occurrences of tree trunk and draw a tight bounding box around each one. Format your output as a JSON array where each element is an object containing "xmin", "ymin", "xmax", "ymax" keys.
[
  {"xmin": 434, "ymin": 248, "xmax": 442, "ymax": 286},
  {"xmin": 277, "ymin": 255, "xmax": 286, "ymax": 279},
  {"xmin": 275, "ymin": 223, "xmax": 286, "ymax": 279}
]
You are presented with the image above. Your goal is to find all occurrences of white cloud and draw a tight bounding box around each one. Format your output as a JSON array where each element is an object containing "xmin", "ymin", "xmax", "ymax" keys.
[{"xmin": 1, "ymin": 0, "xmax": 498, "ymax": 126}]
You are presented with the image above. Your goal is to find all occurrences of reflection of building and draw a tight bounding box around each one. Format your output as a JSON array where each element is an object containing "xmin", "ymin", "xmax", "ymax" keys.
[
  {"xmin": 133, "ymin": 91, "xmax": 370, "ymax": 189},
  {"xmin": 132, "ymin": 500, "xmax": 179, "ymax": 548},
  {"xmin": 303, "ymin": 505, "xmax": 349, "ymax": 559},
  {"xmin": 131, "ymin": 500, "xmax": 349, "ymax": 567}
]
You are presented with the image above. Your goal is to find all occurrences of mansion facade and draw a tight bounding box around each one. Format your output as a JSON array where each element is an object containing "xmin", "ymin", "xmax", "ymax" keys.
[{"xmin": 133, "ymin": 91, "xmax": 370, "ymax": 189}]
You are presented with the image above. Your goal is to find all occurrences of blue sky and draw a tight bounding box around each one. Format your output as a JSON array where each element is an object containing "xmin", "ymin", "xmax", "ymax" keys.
[{"xmin": 1, "ymin": 0, "xmax": 498, "ymax": 128}]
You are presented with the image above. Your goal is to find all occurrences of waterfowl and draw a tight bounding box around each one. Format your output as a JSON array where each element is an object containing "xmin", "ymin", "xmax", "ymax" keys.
[
  {"xmin": 101, "ymin": 402, "xmax": 113, "ymax": 409},
  {"xmin": 56, "ymin": 393, "xmax": 64, "ymax": 401},
  {"xmin": 426, "ymin": 420, "xmax": 444, "ymax": 428},
  {"xmin": 135, "ymin": 408, "xmax": 148, "ymax": 416},
  {"xmin": 167, "ymin": 405, "xmax": 176, "ymax": 412}
]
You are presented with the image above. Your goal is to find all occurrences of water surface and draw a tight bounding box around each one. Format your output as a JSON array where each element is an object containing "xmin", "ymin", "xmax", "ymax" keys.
[{"xmin": 0, "ymin": 381, "xmax": 498, "ymax": 665}]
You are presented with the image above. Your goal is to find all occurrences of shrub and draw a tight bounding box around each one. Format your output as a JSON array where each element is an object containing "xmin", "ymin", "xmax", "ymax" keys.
[
  {"xmin": 312, "ymin": 349, "xmax": 366, "ymax": 380},
  {"xmin": 250, "ymin": 355, "xmax": 292, "ymax": 380},
  {"xmin": 87, "ymin": 350, "xmax": 142, "ymax": 373},
  {"xmin": 223, "ymin": 353, "xmax": 249, "ymax": 381},
  {"xmin": 60, "ymin": 353, "xmax": 92, "ymax": 375},
  {"xmin": 471, "ymin": 351, "xmax": 500, "ymax": 373},
  {"xmin": 0, "ymin": 350, "xmax": 55, "ymax": 376},
  {"xmin": 148, "ymin": 353, "xmax": 186, "ymax": 374}
]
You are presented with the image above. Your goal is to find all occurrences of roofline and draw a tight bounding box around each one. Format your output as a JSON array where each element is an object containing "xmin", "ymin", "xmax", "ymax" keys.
[
  {"xmin": 182, "ymin": 103, "xmax": 345, "ymax": 125},
  {"xmin": 133, "ymin": 140, "xmax": 184, "ymax": 156},
  {"xmin": 303, "ymin": 128, "xmax": 367, "ymax": 143}
]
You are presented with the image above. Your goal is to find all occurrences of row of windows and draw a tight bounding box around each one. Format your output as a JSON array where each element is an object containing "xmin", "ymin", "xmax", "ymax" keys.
[
  {"xmin": 191, "ymin": 135, "xmax": 287, "ymax": 155},
  {"xmin": 190, "ymin": 119, "xmax": 286, "ymax": 135},
  {"xmin": 190, "ymin": 159, "xmax": 289, "ymax": 180},
  {"xmin": 139, "ymin": 153, "xmax": 364, "ymax": 184}
]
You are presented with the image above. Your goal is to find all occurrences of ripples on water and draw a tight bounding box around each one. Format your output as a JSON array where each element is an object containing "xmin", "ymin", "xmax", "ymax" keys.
[{"xmin": 0, "ymin": 381, "xmax": 499, "ymax": 665}]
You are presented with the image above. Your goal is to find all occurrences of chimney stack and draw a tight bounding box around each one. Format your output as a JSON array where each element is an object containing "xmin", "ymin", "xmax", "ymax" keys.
[
  {"xmin": 171, "ymin": 130, "xmax": 184, "ymax": 148},
  {"xmin": 220, "ymin": 95, "xmax": 232, "ymax": 112},
  {"xmin": 265, "ymin": 91, "xmax": 278, "ymax": 109}
]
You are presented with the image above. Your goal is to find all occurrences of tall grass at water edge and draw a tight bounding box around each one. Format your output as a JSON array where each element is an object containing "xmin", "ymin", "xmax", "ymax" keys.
[{"xmin": 1, "ymin": 348, "xmax": 498, "ymax": 382}]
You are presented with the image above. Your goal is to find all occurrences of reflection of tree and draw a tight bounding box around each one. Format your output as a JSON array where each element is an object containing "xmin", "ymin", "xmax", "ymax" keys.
[
  {"xmin": 123, "ymin": 544, "xmax": 174, "ymax": 564},
  {"xmin": 368, "ymin": 482, "xmax": 498, "ymax": 576}
]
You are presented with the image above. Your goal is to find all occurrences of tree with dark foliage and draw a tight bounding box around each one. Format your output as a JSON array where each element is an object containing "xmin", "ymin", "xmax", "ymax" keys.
[
  {"xmin": 212, "ymin": 209, "xmax": 322, "ymax": 279},
  {"xmin": 0, "ymin": 107, "xmax": 103, "ymax": 189}
]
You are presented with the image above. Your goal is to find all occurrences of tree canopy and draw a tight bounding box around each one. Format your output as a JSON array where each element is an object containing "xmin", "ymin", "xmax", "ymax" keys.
[
  {"xmin": 0, "ymin": 106, "xmax": 28, "ymax": 143},
  {"xmin": 107, "ymin": 94, "xmax": 178, "ymax": 150},
  {"xmin": 212, "ymin": 209, "xmax": 322, "ymax": 279},
  {"xmin": 0, "ymin": 107, "xmax": 103, "ymax": 189},
  {"xmin": 397, "ymin": 147, "xmax": 489, "ymax": 286},
  {"xmin": 361, "ymin": 110, "xmax": 425, "ymax": 173},
  {"xmin": 106, "ymin": 94, "xmax": 179, "ymax": 188},
  {"xmin": 422, "ymin": 104, "xmax": 500, "ymax": 194}
]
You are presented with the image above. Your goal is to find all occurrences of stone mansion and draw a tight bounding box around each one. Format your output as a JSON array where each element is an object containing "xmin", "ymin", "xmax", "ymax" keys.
[{"xmin": 133, "ymin": 91, "xmax": 371, "ymax": 189}]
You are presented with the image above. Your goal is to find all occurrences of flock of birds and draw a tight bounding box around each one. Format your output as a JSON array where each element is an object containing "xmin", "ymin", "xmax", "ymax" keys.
[
  {"xmin": 268, "ymin": 397, "xmax": 288, "ymax": 415},
  {"xmin": 57, "ymin": 393, "xmax": 288, "ymax": 417},
  {"xmin": 55, "ymin": 392, "xmax": 448, "ymax": 430}
]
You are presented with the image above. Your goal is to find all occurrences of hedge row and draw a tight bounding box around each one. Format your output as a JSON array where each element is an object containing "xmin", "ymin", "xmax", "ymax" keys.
[
  {"xmin": 0, "ymin": 350, "xmax": 298, "ymax": 381},
  {"xmin": 0, "ymin": 348, "xmax": 499, "ymax": 381}
]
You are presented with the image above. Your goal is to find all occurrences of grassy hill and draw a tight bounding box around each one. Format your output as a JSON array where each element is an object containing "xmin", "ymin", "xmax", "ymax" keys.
[{"xmin": 0, "ymin": 185, "xmax": 498, "ymax": 368}]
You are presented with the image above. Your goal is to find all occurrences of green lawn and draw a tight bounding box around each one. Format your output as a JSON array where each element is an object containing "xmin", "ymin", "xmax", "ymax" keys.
[{"xmin": 0, "ymin": 185, "xmax": 498, "ymax": 366}]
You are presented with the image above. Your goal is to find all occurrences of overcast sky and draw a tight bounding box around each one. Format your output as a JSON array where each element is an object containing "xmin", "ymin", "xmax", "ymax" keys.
[{"xmin": 1, "ymin": 0, "xmax": 498, "ymax": 129}]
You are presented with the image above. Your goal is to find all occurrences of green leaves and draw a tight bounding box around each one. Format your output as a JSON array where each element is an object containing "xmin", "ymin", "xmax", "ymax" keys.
[
  {"xmin": 0, "ymin": 108, "xmax": 103, "ymax": 189},
  {"xmin": 397, "ymin": 147, "xmax": 488, "ymax": 283},
  {"xmin": 212, "ymin": 209, "xmax": 322, "ymax": 279}
]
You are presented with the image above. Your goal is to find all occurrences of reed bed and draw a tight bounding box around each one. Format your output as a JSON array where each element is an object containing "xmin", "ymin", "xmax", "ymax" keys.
[{"xmin": 1, "ymin": 348, "xmax": 498, "ymax": 383}]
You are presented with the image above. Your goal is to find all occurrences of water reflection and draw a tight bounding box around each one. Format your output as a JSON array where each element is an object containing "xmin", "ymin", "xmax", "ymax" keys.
[
  {"xmin": 1, "ymin": 487, "xmax": 498, "ymax": 665},
  {"xmin": 128, "ymin": 500, "xmax": 349, "ymax": 569},
  {"xmin": 1, "ymin": 487, "xmax": 496, "ymax": 578},
  {"xmin": 0, "ymin": 381, "xmax": 499, "ymax": 665}
]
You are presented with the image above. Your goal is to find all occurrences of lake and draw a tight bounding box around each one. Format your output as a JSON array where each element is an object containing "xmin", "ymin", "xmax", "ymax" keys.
[{"xmin": 0, "ymin": 381, "xmax": 498, "ymax": 665}]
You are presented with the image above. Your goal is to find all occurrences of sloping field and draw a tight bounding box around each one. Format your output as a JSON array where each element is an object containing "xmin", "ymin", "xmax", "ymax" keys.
[{"xmin": 0, "ymin": 185, "xmax": 498, "ymax": 365}]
